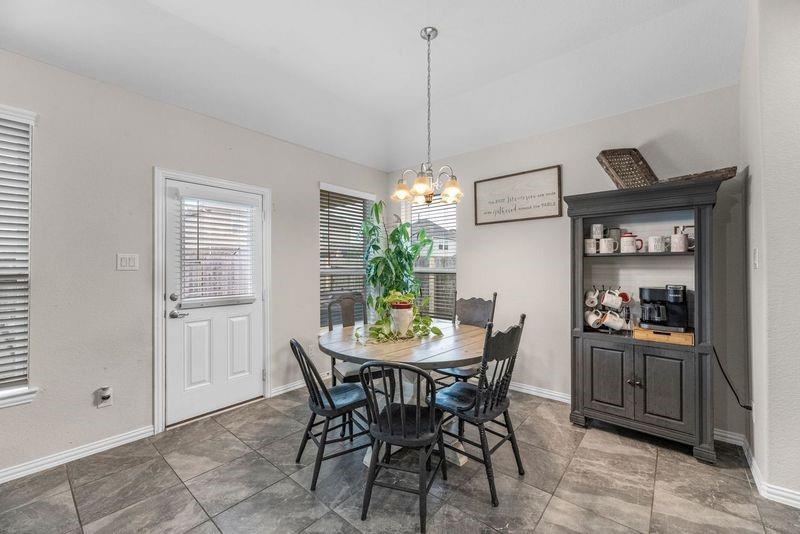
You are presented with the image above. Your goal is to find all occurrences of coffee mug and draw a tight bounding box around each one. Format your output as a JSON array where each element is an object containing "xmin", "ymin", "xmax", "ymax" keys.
[
  {"xmin": 670, "ymin": 232, "xmax": 689, "ymax": 253},
  {"xmin": 648, "ymin": 236, "xmax": 669, "ymax": 253},
  {"xmin": 606, "ymin": 227, "xmax": 621, "ymax": 242},
  {"xmin": 600, "ymin": 289, "xmax": 624, "ymax": 310},
  {"xmin": 619, "ymin": 291, "xmax": 634, "ymax": 307},
  {"xmin": 584, "ymin": 238, "xmax": 598, "ymax": 255},
  {"xmin": 584, "ymin": 287, "xmax": 600, "ymax": 308},
  {"xmin": 584, "ymin": 309, "xmax": 605, "ymax": 329},
  {"xmin": 620, "ymin": 233, "xmax": 643, "ymax": 254},
  {"xmin": 602, "ymin": 310, "xmax": 627, "ymax": 330},
  {"xmin": 590, "ymin": 224, "xmax": 604, "ymax": 240},
  {"xmin": 599, "ymin": 238, "xmax": 618, "ymax": 254}
]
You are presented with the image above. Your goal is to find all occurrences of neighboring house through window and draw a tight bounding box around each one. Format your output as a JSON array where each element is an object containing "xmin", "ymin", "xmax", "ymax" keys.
[{"xmin": 410, "ymin": 195, "xmax": 456, "ymax": 320}]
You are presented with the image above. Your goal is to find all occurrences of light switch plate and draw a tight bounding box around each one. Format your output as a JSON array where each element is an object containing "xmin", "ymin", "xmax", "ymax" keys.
[{"xmin": 116, "ymin": 253, "xmax": 139, "ymax": 271}]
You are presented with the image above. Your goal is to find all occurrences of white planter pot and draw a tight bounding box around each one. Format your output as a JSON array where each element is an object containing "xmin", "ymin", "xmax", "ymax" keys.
[{"xmin": 390, "ymin": 307, "xmax": 414, "ymax": 336}]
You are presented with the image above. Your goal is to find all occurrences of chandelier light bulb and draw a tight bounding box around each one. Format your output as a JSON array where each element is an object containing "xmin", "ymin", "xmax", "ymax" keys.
[
  {"xmin": 391, "ymin": 180, "xmax": 411, "ymax": 201},
  {"xmin": 441, "ymin": 176, "xmax": 463, "ymax": 204},
  {"xmin": 411, "ymin": 174, "xmax": 433, "ymax": 196}
]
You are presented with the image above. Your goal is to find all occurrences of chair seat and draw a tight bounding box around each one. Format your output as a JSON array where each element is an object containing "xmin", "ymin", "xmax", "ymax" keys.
[
  {"xmin": 433, "ymin": 381, "xmax": 510, "ymax": 422},
  {"xmin": 436, "ymin": 366, "xmax": 480, "ymax": 379},
  {"xmin": 332, "ymin": 361, "xmax": 362, "ymax": 382},
  {"xmin": 371, "ymin": 402, "xmax": 443, "ymax": 447},
  {"xmin": 310, "ymin": 382, "xmax": 367, "ymax": 416}
]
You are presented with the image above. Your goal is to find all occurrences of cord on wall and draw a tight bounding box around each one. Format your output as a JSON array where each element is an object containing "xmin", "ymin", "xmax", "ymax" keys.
[{"xmin": 713, "ymin": 346, "xmax": 752, "ymax": 411}]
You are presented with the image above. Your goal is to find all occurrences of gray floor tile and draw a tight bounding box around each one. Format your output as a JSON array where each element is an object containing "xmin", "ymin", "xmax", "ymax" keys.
[
  {"xmin": 755, "ymin": 493, "xmax": 800, "ymax": 533},
  {"xmin": 650, "ymin": 488, "xmax": 764, "ymax": 533},
  {"xmin": 188, "ymin": 521, "xmax": 221, "ymax": 534},
  {"xmin": 162, "ymin": 430, "xmax": 251, "ymax": 481},
  {"xmin": 427, "ymin": 504, "xmax": 496, "ymax": 533},
  {"xmin": 67, "ymin": 439, "xmax": 161, "ymax": 487},
  {"xmin": 214, "ymin": 478, "xmax": 328, "ymax": 534},
  {"xmin": 81, "ymin": 485, "xmax": 207, "ymax": 534},
  {"xmin": 335, "ymin": 483, "xmax": 444, "ymax": 534},
  {"xmin": 534, "ymin": 496, "xmax": 637, "ymax": 533},
  {"xmin": 151, "ymin": 417, "xmax": 228, "ymax": 455},
  {"xmin": 0, "ymin": 490, "xmax": 79, "ymax": 534},
  {"xmin": 186, "ymin": 451, "xmax": 286, "ymax": 516},
  {"xmin": 290, "ymin": 447, "xmax": 369, "ymax": 508},
  {"xmin": 258, "ymin": 429, "xmax": 329, "ymax": 475},
  {"xmin": 301, "ymin": 511, "xmax": 360, "ymax": 533},
  {"xmin": 447, "ymin": 471, "xmax": 550, "ymax": 532},
  {"xmin": 215, "ymin": 402, "xmax": 305, "ymax": 448},
  {"xmin": 514, "ymin": 403, "xmax": 586, "ymax": 456},
  {"xmin": 0, "ymin": 465, "xmax": 70, "ymax": 514},
  {"xmin": 657, "ymin": 440, "xmax": 750, "ymax": 481},
  {"xmin": 491, "ymin": 438, "xmax": 570, "ymax": 494},
  {"xmin": 655, "ymin": 453, "xmax": 760, "ymax": 522},
  {"xmin": 72, "ymin": 457, "xmax": 180, "ymax": 524}
]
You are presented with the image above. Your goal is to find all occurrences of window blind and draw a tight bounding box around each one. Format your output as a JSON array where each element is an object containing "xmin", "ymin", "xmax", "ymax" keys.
[
  {"xmin": 411, "ymin": 195, "xmax": 456, "ymax": 320},
  {"xmin": 320, "ymin": 189, "xmax": 370, "ymax": 327},
  {"xmin": 0, "ymin": 114, "xmax": 32, "ymax": 387},
  {"xmin": 180, "ymin": 197, "xmax": 256, "ymax": 308}
]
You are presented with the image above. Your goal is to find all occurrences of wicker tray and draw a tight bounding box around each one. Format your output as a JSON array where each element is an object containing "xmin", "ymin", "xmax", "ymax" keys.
[{"xmin": 597, "ymin": 148, "xmax": 658, "ymax": 189}]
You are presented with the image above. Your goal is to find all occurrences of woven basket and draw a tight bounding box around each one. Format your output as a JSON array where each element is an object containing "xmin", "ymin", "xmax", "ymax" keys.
[{"xmin": 597, "ymin": 148, "xmax": 658, "ymax": 189}]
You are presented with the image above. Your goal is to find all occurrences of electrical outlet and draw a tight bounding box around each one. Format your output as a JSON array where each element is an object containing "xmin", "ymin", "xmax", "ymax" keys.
[
  {"xmin": 752, "ymin": 247, "xmax": 759, "ymax": 270},
  {"xmin": 116, "ymin": 253, "xmax": 139, "ymax": 271},
  {"xmin": 96, "ymin": 386, "xmax": 113, "ymax": 408}
]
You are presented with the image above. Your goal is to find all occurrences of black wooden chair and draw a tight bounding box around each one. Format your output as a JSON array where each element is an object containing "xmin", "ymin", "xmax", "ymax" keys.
[
  {"xmin": 433, "ymin": 314, "xmax": 526, "ymax": 507},
  {"xmin": 359, "ymin": 362, "xmax": 447, "ymax": 534},
  {"xmin": 327, "ymin": 292, "xmax": 367, "ymax": 386},
  {"xmin": 434, "ymin": 291, "xmax": 497, "ymax": 387},
  {"xmin": 290, "ymin": 339, "xmax": 371, "ymax": 491}
]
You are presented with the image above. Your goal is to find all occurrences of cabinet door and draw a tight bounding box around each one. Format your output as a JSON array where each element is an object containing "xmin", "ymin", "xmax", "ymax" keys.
[
  {"xmin": 582, "ymin": 339, "xmax": 635, "ymax": 419},
  {"xmin": 634, "ymin": 346, "xmax": 696, "ymax": 435}
]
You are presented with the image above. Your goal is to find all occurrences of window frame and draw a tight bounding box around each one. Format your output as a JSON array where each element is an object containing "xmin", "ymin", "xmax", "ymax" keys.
[{"xmin": 0, "ymin": 104, "xmax": 38, "ymax": 408}]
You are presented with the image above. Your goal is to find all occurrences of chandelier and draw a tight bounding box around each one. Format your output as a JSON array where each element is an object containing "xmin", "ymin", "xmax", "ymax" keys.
[{"xmin": 391, "ymin": 27, "xmax": 463, "ymax": 205}]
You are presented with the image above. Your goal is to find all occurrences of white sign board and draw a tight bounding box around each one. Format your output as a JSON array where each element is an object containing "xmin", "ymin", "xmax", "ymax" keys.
[{"xmin": 474, "ymin": 165, "xmax": 562, "ymax": 225}]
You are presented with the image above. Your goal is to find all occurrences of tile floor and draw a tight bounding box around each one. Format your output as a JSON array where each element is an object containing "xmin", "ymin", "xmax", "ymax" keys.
[{"xmin": 1, "ymin": 388, "xmax": 799, "ymax": 533}]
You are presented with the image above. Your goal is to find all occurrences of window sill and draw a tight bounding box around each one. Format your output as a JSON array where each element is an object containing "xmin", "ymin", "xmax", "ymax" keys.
[{"xmin": 0, "ymin": 385, "xmax": 39, "ymax": 409}]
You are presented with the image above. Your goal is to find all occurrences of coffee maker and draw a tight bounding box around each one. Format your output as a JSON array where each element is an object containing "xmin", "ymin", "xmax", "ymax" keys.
[{"xmin": 639, "ymin": 285, "xmax": 690, "ymax": 332}]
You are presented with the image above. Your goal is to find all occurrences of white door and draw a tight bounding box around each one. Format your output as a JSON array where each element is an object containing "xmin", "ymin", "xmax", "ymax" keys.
[{"xmin": 165, "ymin": 179, "xmax": 265, "ymax": 425}]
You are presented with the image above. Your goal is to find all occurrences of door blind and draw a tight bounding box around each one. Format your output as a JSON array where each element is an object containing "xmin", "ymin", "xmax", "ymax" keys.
[
  {"xmin": 319, "ymin": 189, "xmax": 370, "ymax": 327},
  {"xmin": 179, "ymin": 197, "xmax": 257, "ymax": 308},
  {"xmin": 0, "ymin": 114, "xmax": 32, "ymax": 387},
  {"xmin": 411, "ymin": 195, "xmax": 457, "ymax": 320}
]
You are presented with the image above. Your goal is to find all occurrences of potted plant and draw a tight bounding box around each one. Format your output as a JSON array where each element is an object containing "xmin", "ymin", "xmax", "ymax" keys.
[{"xmin": 359, "ymin": 201, "xmax": 443, "ymax": 342}]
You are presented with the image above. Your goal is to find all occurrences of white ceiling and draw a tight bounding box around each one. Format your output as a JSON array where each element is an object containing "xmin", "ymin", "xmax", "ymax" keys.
[{"xmin": 0, "ymin": 0, "xmax": 745, "ymax": 171}]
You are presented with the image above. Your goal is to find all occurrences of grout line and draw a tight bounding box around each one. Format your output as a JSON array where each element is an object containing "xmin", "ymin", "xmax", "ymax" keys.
[{"xmin": 64, "ymin": 465, "xmax": 85, "ymax": 529}]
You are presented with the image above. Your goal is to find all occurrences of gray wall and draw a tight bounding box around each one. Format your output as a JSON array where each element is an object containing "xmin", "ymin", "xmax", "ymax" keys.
[
  {"xmin": 0, "ymin": 49, "xmax": 387, "ymax": 471},
  {"xmin": 390, "ymin": 86, "xmax": 750, "ymax": 436}
]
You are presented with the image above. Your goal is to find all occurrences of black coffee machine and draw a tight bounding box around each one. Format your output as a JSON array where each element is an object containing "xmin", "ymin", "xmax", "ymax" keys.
[{"xmin": 639, "ymin": 285, "xmax": 690, "ymax": 332}]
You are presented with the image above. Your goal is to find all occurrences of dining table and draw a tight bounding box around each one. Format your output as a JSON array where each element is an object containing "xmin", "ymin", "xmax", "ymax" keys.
[{"xmin": 318, "ymin": 319, "xmax": 485, "ymax": 466}]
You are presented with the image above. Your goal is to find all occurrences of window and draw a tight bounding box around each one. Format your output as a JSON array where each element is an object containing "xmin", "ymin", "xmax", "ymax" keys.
[
  {"xmin": 410, "ymin": 195, "xmax": 456, "ymax": 320},
  {"xmin": 179, "ymin": 197, "xmax": 257, "ymax": 308},
  {"xmin": 319, "ymin": 187, "xmax": 373, "ymax": 327},
  {"xmin": 0, "ymin": 105, "xmax": 35, "ymax": 400}
]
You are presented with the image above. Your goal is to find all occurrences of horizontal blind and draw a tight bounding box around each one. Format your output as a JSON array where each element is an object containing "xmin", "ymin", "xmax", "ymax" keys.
[
  {"xmin": 0, "ymin": 114, "xmax": 32, "ymax": 387},
  {"xmin": 320, "ymin": 189, "xmax": 369, "ymax": 327},
  {"xmin": 180, "ymin": 197, "xmax": 256, "ymax": 306},
  {"xmin": 411, "ymin": 195, "xmax": 456, "ymax": 320}
]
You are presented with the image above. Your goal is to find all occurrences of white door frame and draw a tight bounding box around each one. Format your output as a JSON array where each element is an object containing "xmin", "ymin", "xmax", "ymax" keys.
[{"xmin": 153, "ymin": 167, "xmax": 272, "ymax": 434}]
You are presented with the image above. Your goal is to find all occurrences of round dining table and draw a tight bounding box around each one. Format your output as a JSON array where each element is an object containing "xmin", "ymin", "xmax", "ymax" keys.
[{"xmin": 318, "ymin": 319, "xmax": 486, "ymax": 370}]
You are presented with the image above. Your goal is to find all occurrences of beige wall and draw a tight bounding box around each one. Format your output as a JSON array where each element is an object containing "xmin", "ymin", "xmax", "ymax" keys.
[
  {"xmin": 390, "ymin": 86, "xmax": 750, "ymax": 436},
  {"xmin": 741, "ymin": 0, "xmax": 800, "ymax": 494},
  {"xmin": 0, "ymin": 49, "xmax": 387, "ymax": 470}
]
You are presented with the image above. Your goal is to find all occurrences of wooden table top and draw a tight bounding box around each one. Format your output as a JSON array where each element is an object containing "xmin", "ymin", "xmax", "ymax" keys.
[{"xmin": 318, "ymin": 320, "xmax": 486, "ymax": 370}]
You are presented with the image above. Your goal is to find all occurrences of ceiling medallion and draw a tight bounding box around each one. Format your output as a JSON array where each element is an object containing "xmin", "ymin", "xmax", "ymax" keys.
[{"xmin": 391, "ymin": 27, "xmax": 463, "ymax": 205}]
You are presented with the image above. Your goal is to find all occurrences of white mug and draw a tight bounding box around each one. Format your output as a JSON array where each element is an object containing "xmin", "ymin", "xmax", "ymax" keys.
[
  {"xmin": 584, "ymin": 309, "xmax": 605, "ymax": 329},
  {"xmin": 620, "ymin": 234, "xmax": 643, "ymax": 254},
  {"xmin": 602, "ymin": 310, "xmax": 627, "ymax": 330},
  {"xmin": 584, "ymin": 238, "xmax": 598, "ymax": 255},
  {"xmin": 600, "ymin": 289, "xmax": 624, "ymax": 310},
  {"xmin": 599, "ymin": 238, "xmax": 618, "ymax": 254},
  {"xmin": 670, "ymin": 233, "xmax": 689, "ymax": 253},
  {"xmin": 590, "ymin": 224, "xmax": 604, "ymax": 240},
  {"xmin": 648, "ymin": 236, "xmax": 669, "ymax": 253},
  {"xmin": 584, "ymin": 287, "xmax": 600, "ymax": 308}
]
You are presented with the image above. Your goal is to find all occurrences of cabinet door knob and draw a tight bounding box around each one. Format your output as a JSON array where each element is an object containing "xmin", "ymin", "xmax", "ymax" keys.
[
  {"xmin": 634, "ymin": 380, "xmax": 643, "ymax": 387},
  {"xmin": 626, "ymin": 378, "xmax": 634, "ymax": 386}
]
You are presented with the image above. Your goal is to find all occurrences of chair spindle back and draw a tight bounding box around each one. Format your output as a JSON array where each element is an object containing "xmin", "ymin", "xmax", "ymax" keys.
[
  {"xmin": 327, "ymin": 292, "xmax": 365, "ymax": 331},
  {"xmin": 290, "ymin": 339, "xmax": 335, "ymax": 411},
  {"xmin": 454, "ymin": 291, "xmax": 498, "ymax": 327},
  {"xmin": 474, "ymin": 314, "xmax": 526, "ymax": 417}
]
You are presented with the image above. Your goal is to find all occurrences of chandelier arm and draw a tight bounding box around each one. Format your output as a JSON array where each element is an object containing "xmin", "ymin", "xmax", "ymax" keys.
[
  {"xmin": 438, "ymin": 165, "xmax": 454, "ymax": 177},
  {"xmin": 401, "ymin": 169, "xmax": 417, "ymax": 182}
]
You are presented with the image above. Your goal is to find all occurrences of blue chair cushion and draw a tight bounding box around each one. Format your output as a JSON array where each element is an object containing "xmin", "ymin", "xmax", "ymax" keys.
[
  {"xmin": 436, "ymin": 366, "xmax": 480, "ymax": 379},
  {"xmin": 433, "ymin": 381, "xmax": 478, "ymax": 413},
  {"xmin": 311, "ymin": 383, "xmax": 366, "ymax": 415}
]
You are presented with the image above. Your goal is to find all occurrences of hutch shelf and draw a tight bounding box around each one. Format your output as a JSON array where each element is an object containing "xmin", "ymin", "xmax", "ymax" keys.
[{"xmin": 565, "ymin": 175, "xmax": 733, "ymax": 463}]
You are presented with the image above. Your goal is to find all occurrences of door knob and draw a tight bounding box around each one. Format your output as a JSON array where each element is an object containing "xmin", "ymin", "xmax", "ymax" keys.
[
  {"xmin": 168, "ymin": 310, "xmax": 189, "ymax": 319},
  {"xmin": 169, "ymin": 292, "xmax": 179, "ymax": 302}
]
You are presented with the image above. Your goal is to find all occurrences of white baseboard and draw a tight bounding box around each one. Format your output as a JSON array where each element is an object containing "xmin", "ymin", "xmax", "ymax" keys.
[
  {"xmin": 510, "ymin": 381, "xmax": 570, "ymax": 404},
  {"xmin": 0, "ymin": 425, "xmax": 154, "ymax": 485},
  {"xmin": 713, "ymin": 428, "xmax": 747, "ymax": 447},
  {"xmin": 270, "ymin": 372, "xmax": 330, "ymax": 397}
]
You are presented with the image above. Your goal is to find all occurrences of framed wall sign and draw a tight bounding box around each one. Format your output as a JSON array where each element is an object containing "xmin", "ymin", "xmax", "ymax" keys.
[{"xmin": 474, "ymin": 165, "xmax": 562, "ymax": 225}]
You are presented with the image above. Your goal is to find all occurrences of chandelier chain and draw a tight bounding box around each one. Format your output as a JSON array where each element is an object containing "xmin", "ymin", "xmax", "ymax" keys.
[{"xmin": 426, "ymin": 34, "xmax": 432, "ymax": 165}]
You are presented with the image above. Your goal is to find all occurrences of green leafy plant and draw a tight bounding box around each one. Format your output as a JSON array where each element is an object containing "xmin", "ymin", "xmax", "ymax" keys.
[{"xmin": 358, "ymin": 202, "xmax": 442, "ymax": 342}]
